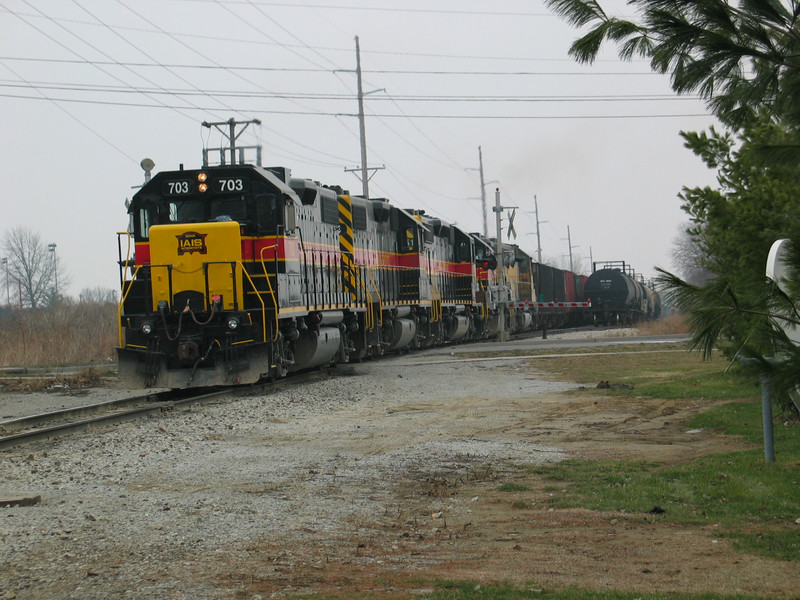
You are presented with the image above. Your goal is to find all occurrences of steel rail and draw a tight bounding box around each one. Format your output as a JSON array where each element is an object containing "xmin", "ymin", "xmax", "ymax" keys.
[{"xmin": 0, "ymin": 369, "xmax": 336, "ymax": 451}]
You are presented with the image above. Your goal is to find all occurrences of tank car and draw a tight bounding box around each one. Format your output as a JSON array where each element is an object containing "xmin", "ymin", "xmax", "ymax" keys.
[{"xmin": 584, "ymin": 261, "xmax": 659, "ymax": 325}]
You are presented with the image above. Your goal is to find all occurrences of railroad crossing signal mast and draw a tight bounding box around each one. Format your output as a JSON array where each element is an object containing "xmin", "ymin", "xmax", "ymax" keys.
[{"xmin": 493, "ymin": 188, "xmax": 518, "ymax": 342}]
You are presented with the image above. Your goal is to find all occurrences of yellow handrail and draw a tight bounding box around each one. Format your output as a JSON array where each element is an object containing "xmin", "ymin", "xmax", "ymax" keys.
[
  {"xmin": 117, "ymin": 265, "xmax": 142, "ymax": 347},
  {"xmin": 240, "ymin": 260, "xmax": 269, "ymax": 342},
  {"xmin": 479, "ymin": 278, "xmax": 488, "ymax": 319},
  {"xmin": 258, "ymin": 245, "xmax": 280, "ymax": 341}
]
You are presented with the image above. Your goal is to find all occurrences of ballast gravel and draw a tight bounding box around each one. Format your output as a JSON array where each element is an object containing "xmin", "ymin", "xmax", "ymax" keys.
[{"xmin": 1, "ymin": 354, "xmax": 581, "ymax": 600}]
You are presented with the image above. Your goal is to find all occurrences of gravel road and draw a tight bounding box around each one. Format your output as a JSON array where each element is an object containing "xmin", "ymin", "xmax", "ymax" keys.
[{"xmin": 1, "ymin": 353, "xmax": 578, "ymax": 599}]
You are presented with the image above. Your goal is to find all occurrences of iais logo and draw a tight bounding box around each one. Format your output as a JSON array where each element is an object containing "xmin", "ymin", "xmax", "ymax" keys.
[{"xmin": 176, "ymin": 231, "xmax": 208, "ymax": 255}]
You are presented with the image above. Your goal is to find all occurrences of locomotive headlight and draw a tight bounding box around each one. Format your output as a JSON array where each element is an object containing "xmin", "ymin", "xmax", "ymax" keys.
[
  {"xmin": 197, "ymin": 172, "xmax": 208, "ymax": 182},
  {"xmin": 227, "ymin": 317, "xmax": 240, "ymax": 331},
  {"xmin": 198, "ymin": 182, "xmax": 208, "ymax": 193},
  {"xmin": 140, "ymin": 321, "xmax": 154, "ymax": 335},
  {"xmin": 197, "ymin": 172, "xmax": 208, "ymax": 193}
]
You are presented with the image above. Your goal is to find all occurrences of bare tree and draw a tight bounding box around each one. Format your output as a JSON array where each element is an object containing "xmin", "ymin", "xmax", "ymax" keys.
[
  {"xmin": 79, "ymin": 287, "xmax": 118, "ymax": 304},
  {"xmin": 671, "ymin": 223, "xmax": 712, "ymax": 286},
  {"xmin": 1, "ymin": 226, "xmax": 64, "ymax": 308}
]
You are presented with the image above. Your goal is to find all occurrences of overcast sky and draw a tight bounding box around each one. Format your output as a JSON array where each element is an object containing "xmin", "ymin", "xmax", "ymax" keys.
[{"xmin": 1, "ymin": 0, "xmax": 720, "ymax": 297}]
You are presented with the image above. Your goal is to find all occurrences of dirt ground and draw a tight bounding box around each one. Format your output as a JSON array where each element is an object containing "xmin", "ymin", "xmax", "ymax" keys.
[
  {"xmin": 4, "ymin": 338, "xmax": 798, "ymax": 599},
  {"xmin": 211, "ymin": 352, "xmax": 797, "ymax": 599}
]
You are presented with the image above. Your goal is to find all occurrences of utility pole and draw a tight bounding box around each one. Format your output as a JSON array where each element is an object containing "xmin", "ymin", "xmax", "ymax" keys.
[
  {"xmin": 533, "ymin": 195, "xmax": 543, "ymax": 263},
  {"xmin": 355, "ymin": 36, "xmax": 369, "ymax": 198},
  {"xmin": 1, "ymin": 257, "xmax": 8, "ymax": 306},
  {"xmin": 525, "ymin": 195, "xmax": 546, "ymax": 264},
  {"xmin": 564, "ymin": 226, "xmax": 578, "ymax": 272},
  {"xmin": 48, "ymin": 243, "xmax": 58, "ymax": 299},
  {"xmin": 478, "ymin": 147, "xmax": 488, "ymax": 237},
  {"xmin": 344, "ymin": 36, "xmax": 385, "ymax": 198},
  {"xmin": 466, "ymin": 147, "xmax": 496, "ymax": 237}
]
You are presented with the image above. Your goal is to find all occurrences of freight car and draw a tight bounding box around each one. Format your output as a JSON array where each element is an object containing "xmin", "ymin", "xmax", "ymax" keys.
[{"xmin": 584, "ymin": 261, "xmax": 661, "ymax": 325}]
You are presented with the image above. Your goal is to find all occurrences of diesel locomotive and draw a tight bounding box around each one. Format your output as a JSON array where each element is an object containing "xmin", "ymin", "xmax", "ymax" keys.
[{"xmin": 115, "ymin": 137, "xmax": 653, "ymax": 388}]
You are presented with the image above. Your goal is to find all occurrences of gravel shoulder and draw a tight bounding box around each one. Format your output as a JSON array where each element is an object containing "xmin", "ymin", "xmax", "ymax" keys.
[{"xmin": 1, "ymin": 336, "xmax": 796, "ymax": 599}]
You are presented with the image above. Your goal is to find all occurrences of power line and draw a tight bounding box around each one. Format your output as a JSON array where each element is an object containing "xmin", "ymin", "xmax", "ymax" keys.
[
  {"xmin": 0, "ymin": 55, "xmax": 659, "ymax": 76},
  {"xmin": 173, "ymin": 1, "xmax": 558, "ymax": 17},
  {"xmin": 0, "ymin": 81, "xmax": 704, "ymax": 103},
  {"xmin": 0, "ymin": 92, "xmax": 711, "ymax": 119},
  {"xmin": 0, "ymin": 5, "xmax": 646, "ymax": 64}
]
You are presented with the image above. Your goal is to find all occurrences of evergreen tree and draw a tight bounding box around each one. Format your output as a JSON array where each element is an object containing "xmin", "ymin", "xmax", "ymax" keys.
[
  {"xmin": 547, "ymin": 1, "xmax": 800, "ymax": 409},
  {"xmin": 545, "ymin": 0, "xmax": 800, "ymax": 131}
]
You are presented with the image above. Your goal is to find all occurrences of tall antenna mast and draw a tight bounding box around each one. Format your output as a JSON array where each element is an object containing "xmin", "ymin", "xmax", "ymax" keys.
[{"xmin": 202, "ymin": 118, "xmax": 261, "ymax": 166}]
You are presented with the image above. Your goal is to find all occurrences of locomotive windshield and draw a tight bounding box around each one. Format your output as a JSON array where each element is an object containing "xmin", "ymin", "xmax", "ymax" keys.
[{"xmin": 132, "ymin": 192, "xmax": 280, "ymax": 240}]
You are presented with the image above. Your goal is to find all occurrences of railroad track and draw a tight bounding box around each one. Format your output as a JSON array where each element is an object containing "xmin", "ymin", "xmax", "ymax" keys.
[{"xmin": 0, "ymin": 369, "xmax": 336, "ymax": 451}]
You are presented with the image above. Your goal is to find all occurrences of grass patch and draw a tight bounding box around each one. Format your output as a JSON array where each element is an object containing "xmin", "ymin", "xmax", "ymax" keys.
[
  {"xmin": 421, "ymin": 581, "xmax": 768, "ymax": 599},
  {"xmin": 298, "ymin": 581, "xmax": 772, "ymax": 600},
  {"xmin": 536, "ymin": 346, "xmax": 758, "ymax": 400},
  {"xmin": 496, "ymin": 483, "xmax": 529, "ymax": 492},
  {"xmin": 527, "ymin": 398, "xmax": 800, "ymax": 561},
  {"xmin": 516, "ymin": 347, "xmax": 800, "ymax": 562}
]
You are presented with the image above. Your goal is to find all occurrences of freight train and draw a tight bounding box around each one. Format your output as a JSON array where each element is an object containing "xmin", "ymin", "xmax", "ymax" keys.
[{"xmin": 116, "ymin": 142, "xmax": 657, "ymax": 388}]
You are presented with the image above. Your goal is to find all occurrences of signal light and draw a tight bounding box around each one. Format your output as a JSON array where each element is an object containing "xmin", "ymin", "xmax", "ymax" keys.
[{"xmin": 478, "ymin": 256, "xmax": 497, "ymax": 271}]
